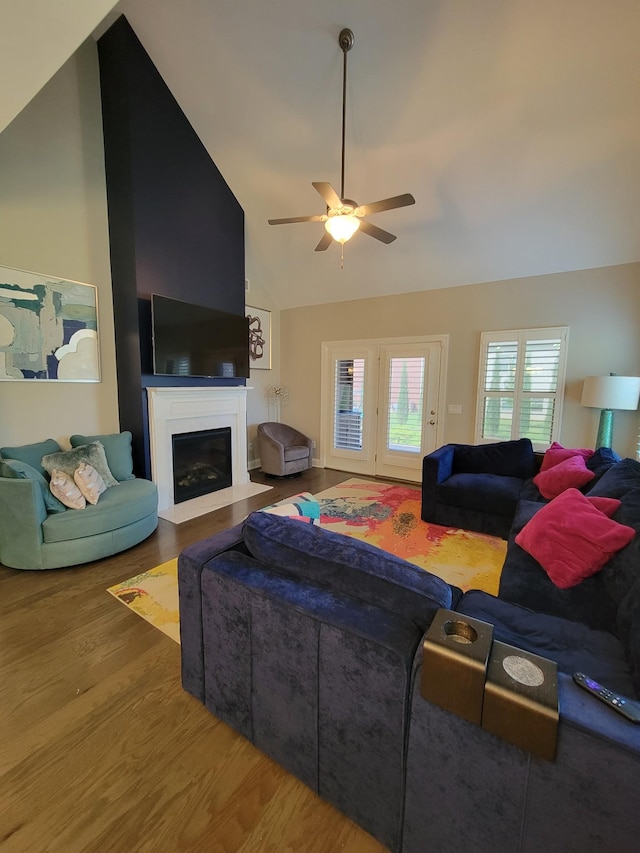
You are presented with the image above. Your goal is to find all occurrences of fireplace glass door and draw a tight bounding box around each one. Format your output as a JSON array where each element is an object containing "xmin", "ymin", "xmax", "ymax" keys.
[{"xmin": 172, "ymin": 427, "xmax": 232, "ymax": 503}]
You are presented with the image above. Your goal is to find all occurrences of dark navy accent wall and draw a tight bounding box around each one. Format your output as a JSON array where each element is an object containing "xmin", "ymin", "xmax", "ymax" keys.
[{"xmin": 98, "ymin": 16, "xmax": 245, "ymax": 476}]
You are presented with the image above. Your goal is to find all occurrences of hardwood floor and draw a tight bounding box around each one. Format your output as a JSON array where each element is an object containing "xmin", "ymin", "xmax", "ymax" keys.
[{"xmin": 0, "ymin": 468, "xmax": 390, "ymax": 853}]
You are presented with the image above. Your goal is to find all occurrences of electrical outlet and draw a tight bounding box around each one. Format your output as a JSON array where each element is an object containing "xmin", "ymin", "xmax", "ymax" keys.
[
  {"xmin": 248, "ymin": 441, "xmax": 254, "ymax": 457},
  {"xmin": 312, "ymin": 440, "xmax": 317, "ymax": 450}
]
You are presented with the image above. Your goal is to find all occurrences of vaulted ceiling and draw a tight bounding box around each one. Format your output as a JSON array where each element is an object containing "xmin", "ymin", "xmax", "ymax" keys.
[
  {"xmin": 0, "ymin": 0, "xmax": 118, "ymax": 134},
  {"xmin": 4, "ymin": 0, "xmax": 640, "ymax": 309}
]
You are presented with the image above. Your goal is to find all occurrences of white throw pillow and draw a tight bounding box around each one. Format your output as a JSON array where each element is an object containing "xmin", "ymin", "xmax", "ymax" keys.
[
  {"xmin": 73, "ymin": 462, "xmax": 106, "ymax": 506},
  {"xmin": 49, "ymin": 469, "xmax": 86, "ymax": 510}
]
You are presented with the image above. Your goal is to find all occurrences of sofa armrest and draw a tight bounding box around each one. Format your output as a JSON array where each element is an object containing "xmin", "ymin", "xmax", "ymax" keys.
[
  {"xmin": 423, "ymin": 444, "xmax": 455, "ymax": 484},
  {"xmin": 0, "ymin": 477, "xmax": 47, "ymax": 569},
  {"xmin": 421, "ymin": 444, "xmax": 455, "ymax": 521},
  {"xmin": 293, "ymin": 431, "xmax": 313, "ymax": 452},
  {"xmin": 178, "ymin": 523, "xmax": 246, "ymax": 701}
]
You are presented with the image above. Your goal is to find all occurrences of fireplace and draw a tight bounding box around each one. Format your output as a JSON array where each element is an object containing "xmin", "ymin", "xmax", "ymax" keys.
[
  {"xmin": 146, "ymin": 386, "xmax": 252, "ymax": 519},
  {"xmin": 172, "ymin": 427, "xmax": 232, "ymax": 503}
]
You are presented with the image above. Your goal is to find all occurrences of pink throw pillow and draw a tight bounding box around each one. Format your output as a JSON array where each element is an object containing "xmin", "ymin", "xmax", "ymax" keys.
[
  {"xmin": 515, "ymin": 488, "xmax": 635, "ymax": 589},
  {"xmin": 533, "ymin": 454, "xmax": 595, "ymax": 499},
  {"xmin": 540, "ymin": 441, "xmax": 595, "ymax": 472},
  {"xmin": 587, "ymin": 496, "xmax": 621, "ymax": 518}
]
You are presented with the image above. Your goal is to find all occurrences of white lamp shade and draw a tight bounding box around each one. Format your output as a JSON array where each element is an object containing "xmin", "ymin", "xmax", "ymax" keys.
[
  {"xmin": 325, "ymin": 214, "xmax": 360, "ymax": 243},
  {"xmin": 581, "ymin": 375, "xmax": 640, "ymax": 410}
]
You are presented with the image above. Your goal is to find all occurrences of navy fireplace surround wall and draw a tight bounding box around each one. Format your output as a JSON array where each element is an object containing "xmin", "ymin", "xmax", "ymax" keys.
[
  {"xmin": 98, "ymin": 15, "xmax": 246, "ymax": 477},
  {"xmin": 179, "ymin": 453, "xmax": 640, "ymax": 852}
]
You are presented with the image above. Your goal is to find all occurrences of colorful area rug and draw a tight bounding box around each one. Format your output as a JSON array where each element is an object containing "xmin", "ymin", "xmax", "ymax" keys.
[
  {"xmin": 107, "ymin": 478, "xmax": 506, "ymax": 643},
  {"xmin": 315, "ymin": 478, "xmax": 506, "ymax": 595},
  {"xmin": 108, "ymin": 559, "xmax": 179, "ymax": 644}
]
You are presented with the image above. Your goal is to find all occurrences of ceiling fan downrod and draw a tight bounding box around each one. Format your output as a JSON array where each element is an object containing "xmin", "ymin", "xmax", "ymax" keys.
[
  {"xmin": 266, "ymin": 25, "xmax": 415, "ymax": 257},
  {"xmin": 338, "ymin": 28, "xmax": 354, "ymax": 202}
]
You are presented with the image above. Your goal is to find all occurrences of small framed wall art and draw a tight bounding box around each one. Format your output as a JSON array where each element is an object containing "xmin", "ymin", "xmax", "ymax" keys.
[
  {"xmin": 246, "ymin": 305, "xmax": 271, "ymax": 370},
  {"xmin": 0, "ymin": 264, "xmax": 100, "ymax": 382}
]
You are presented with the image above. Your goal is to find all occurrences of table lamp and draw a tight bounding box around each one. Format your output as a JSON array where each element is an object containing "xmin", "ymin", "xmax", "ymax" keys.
[{"xmin": 581, "ymin": 375, "xmax": 640, "ymax": 448}]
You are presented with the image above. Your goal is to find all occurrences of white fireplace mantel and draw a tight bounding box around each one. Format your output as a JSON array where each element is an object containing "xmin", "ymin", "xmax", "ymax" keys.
[{"xmin": 147, "ymin": 386, "xmax": 250, "ymax": 516}]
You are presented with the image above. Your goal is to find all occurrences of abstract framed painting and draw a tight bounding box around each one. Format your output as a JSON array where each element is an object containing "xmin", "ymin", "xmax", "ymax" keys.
[
  {"xmin": 245, "ymin": 305, "xmax": 271, "ymax": 370},
  {"xmin": 0, "ymin": 265, "xmax": 100, "ymax": 382}
]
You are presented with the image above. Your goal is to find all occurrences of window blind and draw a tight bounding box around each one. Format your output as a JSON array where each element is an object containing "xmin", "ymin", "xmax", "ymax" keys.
[
  {"xmin": 476, "ymin": 329, "xmax": 568, "ymax": 450},
  {"xmin": 333, "ymin": 358, "xmax": 364, "ymax": 450}
]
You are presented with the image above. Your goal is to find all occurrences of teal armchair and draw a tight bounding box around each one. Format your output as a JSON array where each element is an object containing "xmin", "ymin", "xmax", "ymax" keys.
[{"xmin": 0, "ymin": 434, "xmax": 158, "ymax": 570}]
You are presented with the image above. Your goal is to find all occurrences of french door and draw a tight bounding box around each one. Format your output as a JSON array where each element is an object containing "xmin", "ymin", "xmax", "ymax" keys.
[{"xmin": 321, "ymin": 337, "xmax": 446, "ymax": 481}]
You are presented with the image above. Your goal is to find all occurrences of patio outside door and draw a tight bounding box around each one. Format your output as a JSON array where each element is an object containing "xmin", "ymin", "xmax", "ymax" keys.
[{"xmin": 321, "ymin": 337, "xmax": 446, "ymax": 482}]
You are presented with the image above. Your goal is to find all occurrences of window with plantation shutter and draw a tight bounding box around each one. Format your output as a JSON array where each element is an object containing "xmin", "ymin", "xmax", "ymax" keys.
[
  {"xmin": 334, "ymin": 358, "xmax": 365, "ymax": 450},
  {"xmin": 475, "ymin": 327, "xmax": 568, "ymax": 451}
]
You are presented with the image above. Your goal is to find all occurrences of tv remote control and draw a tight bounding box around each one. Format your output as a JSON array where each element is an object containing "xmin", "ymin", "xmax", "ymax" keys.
[{"xmin": 573, "ymin": 673, "xmax": 640, "ymax": 723}]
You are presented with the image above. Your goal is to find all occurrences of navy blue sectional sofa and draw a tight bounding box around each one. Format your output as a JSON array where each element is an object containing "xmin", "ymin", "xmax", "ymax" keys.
[{"xmin": 179, "ymin": 453, "xmax": 640, "ymax": 852}]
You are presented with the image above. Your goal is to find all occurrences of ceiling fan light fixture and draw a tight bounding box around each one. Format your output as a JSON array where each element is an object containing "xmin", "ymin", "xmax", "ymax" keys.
[
  {"xmin": 325, "ymin": 213, "xmax": 361, "ymax": 243},
  {"xmin": 267, "ymin": 27, "xmax": 415, "ymax": 258}
]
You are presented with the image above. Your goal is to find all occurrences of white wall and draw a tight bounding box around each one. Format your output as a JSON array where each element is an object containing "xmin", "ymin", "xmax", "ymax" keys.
[
  {"xmin": 0, "ymin": 40, "xmax": 119, "ymax": 449},
  {"xmin": 281, "ymin": 263, "xmax": 640, "ymax": 461},
  {"xmin": 1, "ymin": 34, "xmax": 637, "ymax": 470},
  {"xmin": 0, "ymin": 0, "xmax": 118, "ymax": 134}
]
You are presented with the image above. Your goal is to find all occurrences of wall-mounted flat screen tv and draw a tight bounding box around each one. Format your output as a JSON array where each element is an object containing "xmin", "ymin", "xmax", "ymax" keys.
[{"xmin": 151, "ymin": 294, "xmax": 249, "ymax": 379}]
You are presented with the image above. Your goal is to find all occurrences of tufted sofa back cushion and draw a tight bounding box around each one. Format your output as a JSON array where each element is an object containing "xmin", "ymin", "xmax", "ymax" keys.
[
  {"xmin": 585, "ymin": 459, "xmax": 640, "ymax": 697},
  {"xmin": 242, "ymin": 511, "xmax": 457, "ymax": 631},
  {"xmin": 452, "ymin": 438, "xmax": 537, "ymax": 480}
]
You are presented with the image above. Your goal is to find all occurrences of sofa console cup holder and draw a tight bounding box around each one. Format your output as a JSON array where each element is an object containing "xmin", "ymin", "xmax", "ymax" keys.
[
  {"xmin": 443, "ymin": 619, "xmax": 478, "ymax": 645},
  {"xmin": 421, "ymin": 610, "xmax": 559, "ymax": 760},
  {"xmin": 421, "ymin": 610, "xmax": 494, "ymax": 725}
]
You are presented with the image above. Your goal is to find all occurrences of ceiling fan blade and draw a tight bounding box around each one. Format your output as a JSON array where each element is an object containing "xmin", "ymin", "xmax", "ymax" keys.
[
  {"xmin": 314, "ymin": 231, "xmax": 333, "ymax": 252},
  {"xmin": 312, "ymin": 182, "xmax": 343, "ymax": 209},
  {"xmin": 268, "ymin": 214, "xmax": 327, "ymax": 225},
  {"xmin": 359, "ymin": 220, "xmax": 397, "ymax": 244},
  {"xmin": 355, "ymin": 193, "xmax": 416, "ymax": 217}
]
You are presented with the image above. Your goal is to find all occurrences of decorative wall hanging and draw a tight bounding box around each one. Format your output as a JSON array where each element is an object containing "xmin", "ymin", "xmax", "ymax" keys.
[
  {"xmin": 0, "ymin": 264, "xmax": 100, "ymax": 382},
  {"xmin": 246, "ymin": 305, "xmax": 271, "ymax": 370}
]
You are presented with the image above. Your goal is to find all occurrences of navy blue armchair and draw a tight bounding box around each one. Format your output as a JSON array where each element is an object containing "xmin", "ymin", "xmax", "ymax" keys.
[{"xmin": 421, "ymin": 438, "xmax": 538, "ymax": 539}]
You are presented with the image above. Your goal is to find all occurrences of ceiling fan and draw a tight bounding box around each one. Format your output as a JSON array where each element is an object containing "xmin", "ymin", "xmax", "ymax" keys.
[{"xmin": 268, "ymin": 28, "xmax": 415, "ymax": 261}]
